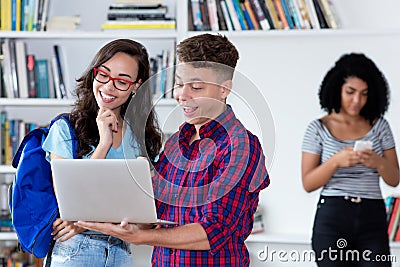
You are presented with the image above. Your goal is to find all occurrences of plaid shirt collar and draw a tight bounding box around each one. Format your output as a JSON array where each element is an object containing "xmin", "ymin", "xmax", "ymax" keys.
[{"xmin": 179, "ymin": 104, "xmax": 235, "ymax": 144}]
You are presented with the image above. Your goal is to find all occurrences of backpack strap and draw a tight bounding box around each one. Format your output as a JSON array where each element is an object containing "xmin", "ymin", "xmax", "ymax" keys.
[
  {"xmin": 49, "ymin": 113, "xmax": 78, "ymax": 159},
  {"xmin": 44, "ymin": 113, "xmax": 78, "ymax": 266}
]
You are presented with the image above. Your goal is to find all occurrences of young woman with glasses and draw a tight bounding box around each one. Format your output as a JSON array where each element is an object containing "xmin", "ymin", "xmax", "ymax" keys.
[{"xmin": 42, "ymin": 39, "xmax": 162, "ymax": 266}]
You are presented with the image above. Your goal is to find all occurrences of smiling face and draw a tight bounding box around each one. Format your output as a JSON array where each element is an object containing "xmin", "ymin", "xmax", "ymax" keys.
[
  {"xmin": 173, "ymin": 63, "xmax": 231, "ymax": 128},
  {"xmin": 340, "ymin": 76, "xmax": 368, "ymax": 117},
  {"xmin": 93, "ymin": 52, "xmax": 140, "ymax": 113}
]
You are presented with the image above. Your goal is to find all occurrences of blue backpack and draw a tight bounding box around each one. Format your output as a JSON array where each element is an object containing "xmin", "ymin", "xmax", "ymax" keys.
[{"xmin": 9, "ymin": 113, "xmax": 78, "ymax": 258}]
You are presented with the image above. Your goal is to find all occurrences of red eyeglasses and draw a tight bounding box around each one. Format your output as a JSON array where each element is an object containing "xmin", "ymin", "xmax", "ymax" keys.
[{"xmin": 93, "ymin": 68, "xmax": 138, "ymax": 91}]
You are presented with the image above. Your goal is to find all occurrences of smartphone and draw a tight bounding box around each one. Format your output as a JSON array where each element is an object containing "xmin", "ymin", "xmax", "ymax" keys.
[{"xmin": 354, "ymin": 140, "xmax": 373, "ymax": 151}]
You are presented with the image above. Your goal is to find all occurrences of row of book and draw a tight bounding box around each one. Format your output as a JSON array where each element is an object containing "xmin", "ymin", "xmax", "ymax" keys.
[
  {"xmin": 150, "ymin": 47, "xmax": 176, "ymax": 99},
  {"xmin": 0, "ymin": 111, "xmax": 40, "ymax": 165},
  {"xmin": 101, "ymin": 1, "xmax": 176, "ymax": 30},
  {"xmin": 188, "ymin": 0, "xmax": 339, "ymax": 31},
  {"xmin": 0, "ymin": 0, "xmax": 50, "ymax": 31},
  {"xmin": 386, "ymin": 196, "xmax": 400, "ymax": 241},
  {"xmin": 0, "ymin": 40, "xmax": 69, "ymax": 99}
]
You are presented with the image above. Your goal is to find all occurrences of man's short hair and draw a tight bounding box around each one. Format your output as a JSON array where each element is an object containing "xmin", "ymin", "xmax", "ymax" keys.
[{"xmin": 176, "ymin": 34, "xmax": 239, "ymax": 81}]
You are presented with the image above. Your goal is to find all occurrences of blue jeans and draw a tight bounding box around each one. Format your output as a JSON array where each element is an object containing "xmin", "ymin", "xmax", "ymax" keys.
[
  {"xmin": 312, "ymin": 196, "xmax": 391, "ymax": 267},
  {"xmin": 45, "ymin": 233, "xmax": 133, "ymax": 267}
]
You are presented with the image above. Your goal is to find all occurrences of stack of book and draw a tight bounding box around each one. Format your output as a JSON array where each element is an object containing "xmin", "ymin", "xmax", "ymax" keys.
[
  {"xmin": 188, "ymin": 0, "xmax": 339, "ymax": 31},
  {"xmin": 101, "ymin": 0, "xmax": 176, "ymax": 30}
]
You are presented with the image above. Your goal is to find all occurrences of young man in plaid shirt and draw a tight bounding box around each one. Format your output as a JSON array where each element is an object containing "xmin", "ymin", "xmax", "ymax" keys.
[{"xmin": 77, "ymin": 33, "xmax": 270, "ymax": 266}]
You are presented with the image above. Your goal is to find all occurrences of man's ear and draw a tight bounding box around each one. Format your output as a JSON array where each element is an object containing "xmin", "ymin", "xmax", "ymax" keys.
[{"xmin": 220, "ymin": 80, "xmax": 232, "ymax": 100}]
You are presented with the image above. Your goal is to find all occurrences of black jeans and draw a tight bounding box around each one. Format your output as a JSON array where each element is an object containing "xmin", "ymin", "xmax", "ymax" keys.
[{"xmin": 312, "ymin": 195, "xmax": 392, "ymax": 267}]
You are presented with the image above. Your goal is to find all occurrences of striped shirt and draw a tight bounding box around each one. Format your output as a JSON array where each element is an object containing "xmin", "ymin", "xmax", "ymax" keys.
[
  {"xmin": 301, "ymin": 117, "xmax": 395, "ymax": 199},
  {"xmin": 152, "ymin": 105, "xmax": 270, "ymax": 267}
]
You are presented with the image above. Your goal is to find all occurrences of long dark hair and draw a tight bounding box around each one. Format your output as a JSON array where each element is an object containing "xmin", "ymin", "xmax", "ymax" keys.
[{"xmin": 70, "ymin": 39, "xmax": 162, "ymax": 162}]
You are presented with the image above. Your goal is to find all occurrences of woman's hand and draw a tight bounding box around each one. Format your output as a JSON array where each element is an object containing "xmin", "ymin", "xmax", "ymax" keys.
[
  {"xmin": 357, "ymin": 149, "xmax": 381, "ymax": 169},
  {"xmin": 96, "ymin": 107, "xmax": 119, "ymax": 148},
  {"xmin": 333, "ymin": 147, "xmax": 361, "ymax": 168},
  {"xmin": 52, "ymin": 218, "xmax": 86, "ymax": 242}
]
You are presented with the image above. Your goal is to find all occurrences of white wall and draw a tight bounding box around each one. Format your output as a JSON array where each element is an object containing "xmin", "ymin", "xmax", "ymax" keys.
[{"xmin": 227, "ymin": 32, "xmax": 400, "ymax": 238}]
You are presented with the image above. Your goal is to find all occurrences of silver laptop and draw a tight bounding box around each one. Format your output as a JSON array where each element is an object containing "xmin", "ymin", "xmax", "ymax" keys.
[{"xmin": 51, "ymin": 159, "xmax": 176, "ymax": 225}]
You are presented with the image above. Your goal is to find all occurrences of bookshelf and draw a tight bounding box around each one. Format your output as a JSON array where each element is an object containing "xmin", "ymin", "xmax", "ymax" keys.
[{"xmin": 2, "ymin": 0, "xmax": 400, "ymax": 266}]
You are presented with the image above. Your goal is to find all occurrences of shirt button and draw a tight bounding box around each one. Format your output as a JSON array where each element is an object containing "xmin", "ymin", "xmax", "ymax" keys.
[{"xmin": 169, "ymin": 249, "xmax": 174, "ymax": 254}]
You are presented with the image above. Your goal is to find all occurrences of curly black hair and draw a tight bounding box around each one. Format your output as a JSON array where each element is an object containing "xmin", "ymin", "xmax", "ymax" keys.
[
  {"xmin": 318, "ymin": 53, "xmax": 390, "ymax": 124},
  {"xmin": 69, "ymin": 39, "xmax": 162, "ymax": 162}
]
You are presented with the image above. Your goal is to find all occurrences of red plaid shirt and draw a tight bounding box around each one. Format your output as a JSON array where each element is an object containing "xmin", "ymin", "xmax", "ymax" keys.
[{"xmin": 152, "ymin": 106, "xmax": 270, "ymax": 266}]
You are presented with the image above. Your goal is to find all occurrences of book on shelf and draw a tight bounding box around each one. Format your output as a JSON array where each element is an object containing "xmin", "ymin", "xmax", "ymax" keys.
[
  {"xmin": 311, "ymin": 0, "xmax": 328, "ymax": 28},
  {"xmin": 220, "ymin": 0, "xmax": 234, "ymax": 31},
  {"xmin": 251, "ymin": 205, "xmax": 265, "ymax": 234},
  {"xmin": 264, "ymin": 0, "xmax": 282, "ymax": 29},
  {"xmin": 244, "ymin": 0, "xmax": 261, "ymax": 30},
  {"xmin": 388, "ymin": 197, "xmax": 400, "ymax": 240},
  {"xmin": 240, "ymin": 2, "xmax": 256, "ymax": 30},
  {"xmin": 295, "ymin": 0, "xmax": 312, "ymax": 29},
  {"xmin": 26, "ymin": 54, "xmax": 37, "ymax": 98},
  {"xmin": 15, "ymin": 40, "xmax": 29, "ymax": 98},
  {"xmin": 273, "ymin": 0, "xmax": 288, "ymax": 29},
  {"xmin": 1, "ymin": 0, "xmax": 12, "ymax": 31},
  {"xmin": 199, "ymin": 0, "xmax": 211, "ymax": 31},
  {"xmin": 303, "ymin": 0, "xmax": 320, "ymax": 29},
  {"xmin": 53, "ymin": 45, "xmax": 68, "ymax": 99},
  {"xmin": 34, "ymin": 59, "xmax": 50, "ymax": 98},
  {"xmin": 101, "ymin": 19, "xmax": 176, "ymax": 29},
  {"xmin": 280, "ymin": 0, "xmax": 295, "ymax": 29},
  {"xmin": 248, "ymin": 0, "xmax": 271, "ymax": 30},
  {"xmin": 215, "ymin": 0, "xmax": 228, "ymax": 30},
  {"xmin": 232, "ymin": 0, "xmax": 248, "ymax": 30},
  {"xmin": 1, "ymin": 40, "xmax": 15, "ymax": 98},
  {"xmin": 317, "ymin": 0, "xmax": 338, "ymax": 29},
  {"xmin": 287, "ymin": 0, "xmax": 303, "ymax": 29},
  {"xmin": 225, "ymin": 0, "xmax": 242, "ymax": 30},
  {"xmin": 190, "ymin": 0, "xmax": 204, "ymax": 31},
  {"xmin": 206, "ymin": 0, "xmax": 220, "ymax": 31}
]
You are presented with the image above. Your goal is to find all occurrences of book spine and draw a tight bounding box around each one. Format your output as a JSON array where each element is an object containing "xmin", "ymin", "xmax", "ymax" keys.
[
  {"xmin": 287, "ymin": 0, "xmax": 302, "ymax": 29},
  {"xmin": 190, "ymin": 0, "xmax": 203, "ymax": 31},
  {"xmin": 8, "ymin": 40, "xmax": 19, "ymax": 98},
  {"xmin": 244, "ymin": 0, "xmax": 261, "ymax": 30},
  {"xmin": 225, "ymin": 0, "xmax": 242, "ymax": 30},
  {"xmin": 264, "ymin": 0, "xmax": 281, "ymax": 29},
  {"xmin": 303, "ymin": 0, "xmax": 318, "ymax": 29},
  {"xmin": 312, "ymin": 0, "xmax": 327, "ymax": 28},
  {"xmin": 26, "ymin": 54, "xmax": 37, "ymax": 98},
  {"xmin": 280, "ymin": 0, "xmax": 294, "ymax": 29},
  {"xmin": 318, "ymin": 0, "xmax": 337, "ymax": 28},
  {"xmin": 220, "ymin": 0, "xmax": 234, "ymax": 30},
  {"xmin": 207, "ymin": 0, "xmax": 220, "ymax": 30},
  {"xmin": 249, "ymin": 0, "xmax": 270, "ymax": 30},
  {"xmin": 215, "ymin": 0, "xmax": 228, "ymax": 30},
  {"xmin": 53, "ymin": 45, "xmax": 67, "ymax": 98},
  {"xmin": 1, "ymin": 40, "xmax": 15, "ymax": 98},
  {"xmin": 240, "ymin": 2, "xmax": 255, "ymax": 30},
  {"xmin": 15, "ymin": 40, "xmax": 29, "ymax": 98},
  {"xmin": 34, "ymin": 59, "xmax": 50, "ymax": 98},
  {"xmin": 199, "ymin": 0, "xmax": 211, "ymax": 30},
  {"xmin": 231, "ymin": 0, "xmax": 248, "ymax": 30}
]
